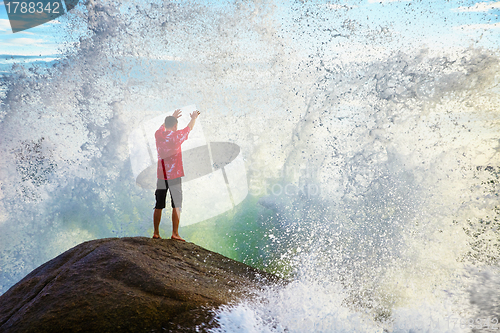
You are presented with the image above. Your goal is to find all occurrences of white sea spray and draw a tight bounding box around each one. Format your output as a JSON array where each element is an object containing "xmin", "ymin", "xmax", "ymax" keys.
[{"xmin": 0, "ymin": 1, "xmax": 499, "ymax": 331}]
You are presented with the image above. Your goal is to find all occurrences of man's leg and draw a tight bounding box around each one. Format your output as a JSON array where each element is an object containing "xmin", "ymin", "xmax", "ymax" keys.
[
  {"xmin": 171, "ymin": 207, "xmax": 185, "ymax": 241},
  {"xmin": 153, "ymin": 179, "xmax": 168, "ymax": 239},
  {"xmin": 153, "ymin": 208, "xmax": 162, "ymax": 239},
  {"xmin": 169, "ymin": 177, "xmax": 185, "ymax": 241}
]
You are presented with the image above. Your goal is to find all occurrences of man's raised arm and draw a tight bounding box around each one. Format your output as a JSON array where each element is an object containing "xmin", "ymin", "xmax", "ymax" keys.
[{"xmin": 187, "ymin": 111, "xmax": 200, "ymax": 130}]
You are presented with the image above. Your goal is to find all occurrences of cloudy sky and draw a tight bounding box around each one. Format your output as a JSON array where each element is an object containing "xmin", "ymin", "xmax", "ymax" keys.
[{"xmin": 0, "ymin": 0, "xmax": 499, "ymax": 58}]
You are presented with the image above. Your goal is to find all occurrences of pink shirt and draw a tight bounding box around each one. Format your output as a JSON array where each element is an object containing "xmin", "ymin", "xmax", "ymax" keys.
[{"xmin": 155, "ymin": 125, "xmax": 191, "ymax": 180}]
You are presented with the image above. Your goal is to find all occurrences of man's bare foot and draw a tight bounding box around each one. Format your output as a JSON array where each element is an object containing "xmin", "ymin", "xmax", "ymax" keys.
[
  {"xmin": 152, "ymin": 234, "xmax": 162, "ymax": 239},
  {"xmin": 171, "ymin": 234, "xmax": 185, "ymax": 242}
]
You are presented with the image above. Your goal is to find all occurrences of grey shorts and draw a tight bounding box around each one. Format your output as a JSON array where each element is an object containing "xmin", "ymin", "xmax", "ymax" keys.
[{"xmin": 154, "ymin": 178, "xmax": 182, "ymax": 209}]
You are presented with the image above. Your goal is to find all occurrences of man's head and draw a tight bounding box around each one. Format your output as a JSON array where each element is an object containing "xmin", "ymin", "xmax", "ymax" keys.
[{"xmin": 164, "ymin": 116, "xmax": 178, "ymax": 131}]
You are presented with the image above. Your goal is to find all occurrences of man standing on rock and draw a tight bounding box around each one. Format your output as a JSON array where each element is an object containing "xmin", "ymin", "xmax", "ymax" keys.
[{"xmin": 153, "ymin": 108, "xmax": 200, "ymax": 241}]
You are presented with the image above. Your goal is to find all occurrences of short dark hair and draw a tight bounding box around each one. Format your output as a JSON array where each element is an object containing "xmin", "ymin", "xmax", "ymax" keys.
[{"xmin": 164, "ymin": 116, "xmax": 178, "ymax": 129}]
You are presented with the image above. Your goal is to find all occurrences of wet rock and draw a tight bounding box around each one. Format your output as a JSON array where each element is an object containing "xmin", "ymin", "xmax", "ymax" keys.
[{"xmin": 0, "ymin": 237, "xmax": 280, "ymax": 332}]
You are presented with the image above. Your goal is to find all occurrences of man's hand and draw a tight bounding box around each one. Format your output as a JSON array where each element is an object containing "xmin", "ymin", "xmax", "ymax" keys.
[
  {"xmin": 172, "ymin": 109, "xmax": 182, "ymax": 118},
  {"xmin": 187, "ymin": 110, "xmax": 200, "ymax": 130}
]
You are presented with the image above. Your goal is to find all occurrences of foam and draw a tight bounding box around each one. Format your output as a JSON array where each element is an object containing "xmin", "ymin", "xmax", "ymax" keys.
[{"xmin": 0, "ymin": 0, "xmax": 498, "ymax": 328}]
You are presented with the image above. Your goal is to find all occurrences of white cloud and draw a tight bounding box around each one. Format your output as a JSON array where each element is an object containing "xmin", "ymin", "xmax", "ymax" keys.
[
  {"xmin": 4, "ymin": 37, "xmax": 46, "ymax": 46},
  {"xmin": 454, "ymin": 2, "xmax": 500, "ymax": 12},
  {"xmin": 455, "ymin": 22, "xmax": 500, "ymax": 30},
  {"xmin": 17, "ymin": 31, "xmax": 36, "ymax": 35},
  {"xmin": 0, "ymin": 48, "xmax": 60, "ymax": 56},
  {"xmin": 0, "ymin": 19, "xmax": 11, "ymax": 32}
]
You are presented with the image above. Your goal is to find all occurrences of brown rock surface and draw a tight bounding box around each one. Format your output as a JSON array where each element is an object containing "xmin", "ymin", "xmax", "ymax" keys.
[{"xmin": 0, "ymin": 237, "xmax": 280, "ymax": 333}]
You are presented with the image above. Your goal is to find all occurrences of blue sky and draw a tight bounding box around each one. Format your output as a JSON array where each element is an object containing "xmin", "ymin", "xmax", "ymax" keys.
[{"xmin": 0, "ymin": 0, "xmax": 499, "ymax": 58}]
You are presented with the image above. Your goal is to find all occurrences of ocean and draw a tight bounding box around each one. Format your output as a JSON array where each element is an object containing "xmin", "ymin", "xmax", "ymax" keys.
[{"xmin": 0, "ymin": 0, "xmax": 499, "ymax": 332}]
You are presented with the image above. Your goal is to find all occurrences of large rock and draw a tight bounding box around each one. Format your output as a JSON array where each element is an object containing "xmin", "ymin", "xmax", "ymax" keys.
[{"xmin": 0, "ymin": 237, "xmax": 280, "ymax": 332}]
